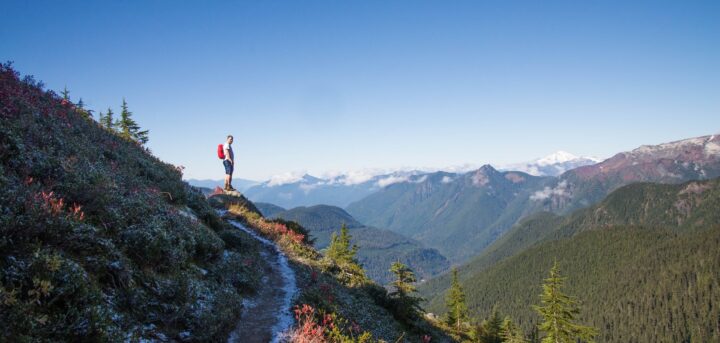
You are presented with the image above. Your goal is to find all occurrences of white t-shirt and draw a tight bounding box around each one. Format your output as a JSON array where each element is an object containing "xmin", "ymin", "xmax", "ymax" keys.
[{"xmin": 223, "ymin": 143, "xmax": 234, "ymax": 161}]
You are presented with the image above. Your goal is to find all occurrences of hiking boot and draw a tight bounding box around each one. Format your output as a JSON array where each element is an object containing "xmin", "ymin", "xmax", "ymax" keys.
[{"xmin": 227, "ymin": 186, "xmax": 237, "ymax": 192}]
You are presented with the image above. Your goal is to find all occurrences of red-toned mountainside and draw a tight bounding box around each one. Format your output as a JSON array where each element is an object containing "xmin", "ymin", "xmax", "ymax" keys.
[{"xmin": 531, "ymin": 135, "xmax": 720, "ymax": 213}]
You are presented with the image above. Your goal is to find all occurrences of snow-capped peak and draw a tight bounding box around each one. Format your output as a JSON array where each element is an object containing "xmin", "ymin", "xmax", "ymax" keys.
[
  {"xmin": 498, "ymin": 151, "xmax": 602, "ymax": 176},
  {"xmin": 536, "ymin": 151, "xmax": 581, "ymax": 166}
]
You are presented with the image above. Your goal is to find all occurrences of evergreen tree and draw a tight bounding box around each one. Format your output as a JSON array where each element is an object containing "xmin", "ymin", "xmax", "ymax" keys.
[
  {"xmin": 533, "ymin": 261, "xmax": 598, "ymax": 343},
  {"xmin": 389, "ymin": 261, "xmax": 424, "ymax": 321},
  {"xmin": 475, "ymin": 306, "xmax": 503, "ymax": 343},
  {"xmin": 117, "ymin": 98, "xmax": 149, "ymax": 144},
  {"xmin": 61, "ymin": 86, "xmax": 70, "ymax": 100},
  {"xmin": 501, "ymin": 316, "xmax": 527, "ymax": 343},
  {"xmin": 326, "ymin": 224, "xmax": 358, "ymax": 266},
  {"xmin": 75, "ymin": 98, "xmax": 91, "ymax": 119},
  {"xmin": 100, "ymin": 108, "xmax": 115, "ymax": 131},
  {"xmin": 445, "ymin": 268, "xmax": 468, "ymax": 331},
  {"xmin": 325, "ymin": 224, "xmax": 366, "ymax": 285}
]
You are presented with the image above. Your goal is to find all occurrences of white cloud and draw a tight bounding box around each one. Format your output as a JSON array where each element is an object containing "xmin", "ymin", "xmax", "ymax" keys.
[
  {"xmin": 298, "ymin": 183, "xmax": 319, "ymax": 193},
  {"xmin": 267, "ymin": 171, "xmax": 307, "ymax": 186},
  {"xmin": 530, "ymin": 180, "xmax": 570, "ymax": 201},
  {"xmin": 441, "ymin": 176, "xmax": 454, "ymax": 184},
  {"xmin": 376, "ymin": 175, "xmax": 409, "ymax": 188},
  {"xmin": 412, "ymin": 175, "xmax": 428, "ymax": 183}
]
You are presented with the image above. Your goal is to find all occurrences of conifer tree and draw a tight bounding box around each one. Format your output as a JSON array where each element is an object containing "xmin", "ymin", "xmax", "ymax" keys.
[
  {"xmin": 61, "ymin": 86, "xmax": 70, "ymax": 100},
  {"xmin": 533, "ymin": 261, "xmax": 598, "ymax": 343},
  {"xmin": 326, "ymin": 224, "xmax": 358, "ymax": 266},
  {"xmin": 501, "ymin": 316, "xmax": 527, "ymax": 343},
  {"xmin": 100, "ymin": 108, "xmax": 115, "ymax": 131},
  {"xmin": 445, "ymin": 268, "xmax": 468, "ymax": 331},
  {"xmin": 475, "ymin": 306, "xmax": 503, "ymax": 343},
  {"xmin": 389, "ymin": 261, "xmax": 424, "ymax": 321},
  {"xmin": 75, "ymin": 98, "xmax": 92, "ymax": 119},
  {"xmin": 325, "ymin": 224, "xmax": 366, "ymax": 285},
  {"xmin": 117, "ymin": 98, "xmax": 149, "ymax": 144}
]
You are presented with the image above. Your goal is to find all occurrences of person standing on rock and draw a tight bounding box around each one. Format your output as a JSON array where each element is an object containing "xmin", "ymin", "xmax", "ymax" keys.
[{"xmin": 223, "ymin": 135, "xmax": 236, "ymax": 191}]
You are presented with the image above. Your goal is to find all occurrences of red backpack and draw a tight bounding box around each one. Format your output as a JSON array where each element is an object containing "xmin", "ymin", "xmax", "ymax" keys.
[{"xmin": 217, "ymin": 144, "xmax": 225, "ymax": 159}]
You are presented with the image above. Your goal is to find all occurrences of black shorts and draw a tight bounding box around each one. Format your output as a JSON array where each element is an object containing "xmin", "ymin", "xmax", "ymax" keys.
[{"xmin": 223, "ymin": 160, "xmax": 233, "ymax": 175}]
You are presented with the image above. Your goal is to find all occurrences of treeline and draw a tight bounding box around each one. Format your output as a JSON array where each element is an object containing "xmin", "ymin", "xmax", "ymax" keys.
[
  {"xmin": 322, "ymin": 225, "xmax": 599, "ymax": 343},
  {"xmin": 61, "ymin": 86, "xmax": 149, "ymax": 145},
  {"xmin": 440, "ymin": 263, "xmax": 597, "ymax": 343}
]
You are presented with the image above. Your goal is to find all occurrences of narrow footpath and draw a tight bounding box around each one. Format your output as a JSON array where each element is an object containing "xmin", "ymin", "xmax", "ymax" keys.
[{"xmin": 226, "ymin": 220, "xmax": 298, "ymax": 343}]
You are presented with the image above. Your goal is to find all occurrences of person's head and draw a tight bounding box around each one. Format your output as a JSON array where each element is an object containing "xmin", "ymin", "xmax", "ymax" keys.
[{"xmin": 227, "ymin": 135, "xmax": 234, "ymax": 144}]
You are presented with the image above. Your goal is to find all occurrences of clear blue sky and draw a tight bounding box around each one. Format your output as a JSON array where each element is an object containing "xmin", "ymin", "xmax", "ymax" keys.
[{"xmin": 2, "ymin": 0, "xmax": 719, "ymax": 180}]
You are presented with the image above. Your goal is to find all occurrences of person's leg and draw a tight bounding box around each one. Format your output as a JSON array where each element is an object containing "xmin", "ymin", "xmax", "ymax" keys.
[{"xmin": 223, "ymin": 160, "xmax": 231, "ymax": 190}]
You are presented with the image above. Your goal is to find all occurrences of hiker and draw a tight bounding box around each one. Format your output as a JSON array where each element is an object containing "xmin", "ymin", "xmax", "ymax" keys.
[{"xmin": 223, "ymin": 135, "xmax": 236, "ymax": 191}]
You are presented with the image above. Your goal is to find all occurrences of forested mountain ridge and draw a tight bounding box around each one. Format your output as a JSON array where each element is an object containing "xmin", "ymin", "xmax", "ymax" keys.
[
  {"xmin": 347, "ymin": 168, "xmax": 552, "ymax": 262},
  {"xmin": 420, "ymin": 177, "xmax": 720, "ymax": 342}
]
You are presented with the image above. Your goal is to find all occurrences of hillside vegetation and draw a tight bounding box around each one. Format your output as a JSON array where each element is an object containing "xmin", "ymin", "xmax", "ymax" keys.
[
  {"xmin": 267, "ymin": 204, "xmax": 450, "ymax": 285},
  {"xmin": 0, "ymin": 63, "xmax": 270, "ymax": 341},
  {"xmin": 347, "ymin": 168, "xmax": 551, "ymax": 262},
  {"xmin": 0, "ymin": 64, "xmax": 457, "ymax": 342},
  {"xmin": 420, "ymin": 178, "xmax": 720, "ymax": 342}
]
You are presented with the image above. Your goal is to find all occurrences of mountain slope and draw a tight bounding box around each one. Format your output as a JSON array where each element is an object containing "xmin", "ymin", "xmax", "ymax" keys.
[
  {"xmin": 531, "ymin": 135, "xmax": 720, "ymax": 214},
  {"xmin": 254, "ymin": 202, "xmax": 287, "ymax": 217},
  {"xmin": 268, "ymin": 205, "xmax": 450, "ymax": 284},
  {"xmin": 0, "ymin": 65, "xmax": 457, "ymax": 342},
  {"xmin": 347, "ymin": 168, "xmax": 551, "ymax": 262},
  {"xmin": 420, "ymin": 177, "xmax": 720, "ymax": 343},
  {"xmin": 0, "ymin": 64, "xmax": 271, "ymax": 341}
]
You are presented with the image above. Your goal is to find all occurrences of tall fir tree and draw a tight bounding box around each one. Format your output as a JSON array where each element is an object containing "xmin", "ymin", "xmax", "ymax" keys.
[
  {"xmin": 501, "ymin": 316, "xmax": 527, "ymax": 343},
  {"xmin": 533, "ymin": 261, "xmax": 598, "ymax": 343},
  {"xmin": 75, "ymin": 98, "xmax": 91, "ymax": 119},
  {"xmin": 325, "ymin": 224, "xmax": 366, "ymax": 285},
  {"xmin": 389, "ymin": 261, "xmax": 424, "ymax": 321},
  {"xmin": 100, "ymin": 108, "xmax": 115, "ymax": 131},
  {"xmin": 117, "ymin": 98, "xmax": 149, "ymax": 144},
  {"xmin": 61, "ymin": 86, "xmax": 70, "ymax": 100},
  {"xmin": 475, "ymin": 306, "xmax": 504, "ymax": 343},
  {"xmin": 445, "ymin": 268, "xmax": 469, "ymax": 331},
  {"xmin": 326, "ymin": 224, "xmax": 358, "ymax": 266}
]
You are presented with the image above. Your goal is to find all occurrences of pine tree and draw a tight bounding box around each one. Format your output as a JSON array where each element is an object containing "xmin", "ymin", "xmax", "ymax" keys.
[
  {"xmin": 61, "ymin": 86, "xmax": 70, "ymax": 100},
  {"xmin": 325, "ymin": 224, "xmax": 366, "ymax": 285},
  {"xmin": 533, "ymin": 261, "xmax": 598, "ymax": 343},
  {"xmin": 501, "ymin": 316, "xmax": 527, "ymax": 343},
  {"xmin": 100, "ymin": 108, "xmax": 115, "ymax": 131},
  {"xmin": 476, "ymin": 306, "xmax": 503, "ymax": 343},
  {"xmin": 326, "ymin": 224, "xmax": 358, "ymax": 266},
  {"xmin": 117, "ymin": 98, "xmax": 149, "ymax": 144},
  {"xmin": 75, "ymin": 98, "xmax": 91, "ymax": 119},
  {"xmin": 445, "ymin": 268, "xmax": 468, "ymax": 331},
  {"xmin": 389, "ymin": 261, "xmax": 424, "ymax": 321}
]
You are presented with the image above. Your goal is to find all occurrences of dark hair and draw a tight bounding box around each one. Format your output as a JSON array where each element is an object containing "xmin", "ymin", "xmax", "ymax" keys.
[{"xmin": 227, "ymin": 135, "xmax": 233, "ymax": 140}]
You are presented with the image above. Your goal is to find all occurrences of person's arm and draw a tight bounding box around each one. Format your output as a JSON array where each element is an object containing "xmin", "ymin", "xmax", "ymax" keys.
[{"xmin": 224, "ymin": 146, "xmax": 233, "ymax": 164}]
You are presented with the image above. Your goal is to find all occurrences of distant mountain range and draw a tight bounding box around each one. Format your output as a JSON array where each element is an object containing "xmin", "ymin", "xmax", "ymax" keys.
[
  {"xmin": 347, "ymin": 135, "xmax": 720, "ymax": 262},
  {"xmin": 240, "ymin": 151, "xmax": 600, "ymax": 209},
  {"xmin": 243, "ymin": 171, "xmax": 426, "ymax": 209},
  {"xmin": 257, "ymin": 204, "xmax": 450, "ymax": 285}
]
